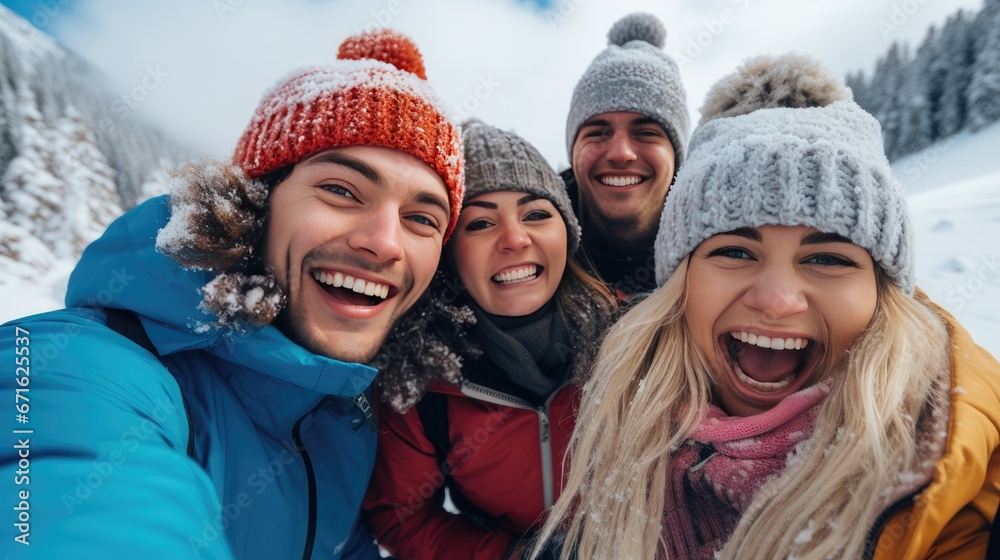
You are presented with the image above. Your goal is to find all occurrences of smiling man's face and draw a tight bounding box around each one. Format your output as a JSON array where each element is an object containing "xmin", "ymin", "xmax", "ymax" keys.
[
  {"xmin": 264, "ymin": 145, "xmax": 449, "ymax": 363},
  {"xmin": 572, "ymin": 111, "xmax": 676, "ymax": 245}
]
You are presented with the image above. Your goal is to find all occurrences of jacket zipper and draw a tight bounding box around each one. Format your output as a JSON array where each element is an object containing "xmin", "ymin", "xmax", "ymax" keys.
[
  {"xmin": 538, "ymin": 411, "xmax": 553, "ymax": 507},
  {"xmin": 861, "ymin": 491, "xmax": 919, "ymax": 560},
  {"xmin": 461, "ymin": 381, "xmax": 567, "ymax": 509},
  {"xmin": 293, "ymin": 400, "xmax": 327, "ymax": 560}
]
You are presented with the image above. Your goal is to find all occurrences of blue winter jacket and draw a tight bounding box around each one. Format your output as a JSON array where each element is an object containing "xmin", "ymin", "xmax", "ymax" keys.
[{"xmin": 0, "ymin": 196, "xmax": 382, "ymax": 559}]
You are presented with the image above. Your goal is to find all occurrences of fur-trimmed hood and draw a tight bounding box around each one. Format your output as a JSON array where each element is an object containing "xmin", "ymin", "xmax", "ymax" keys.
[
  {"xmin": 154, "ymin": 160, "xmax": 285, "ymax": 329},
  {"xmin": 64, "ymin": 184, "xmax": 377, "ymax": 398}
]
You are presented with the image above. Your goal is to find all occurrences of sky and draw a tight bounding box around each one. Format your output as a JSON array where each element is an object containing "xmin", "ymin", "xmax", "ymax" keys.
[{"xmin": 2, "ymin": 0, "xmax": 987, "ymax": 169}]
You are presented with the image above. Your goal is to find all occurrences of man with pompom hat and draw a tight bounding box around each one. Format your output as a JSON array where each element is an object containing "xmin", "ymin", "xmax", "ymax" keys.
[
  {"xmin": 0, "ymin": 29, "xmax": 462, "ymax": 559},
  {"xmin": 563, "ymin": 12, "xmax": 690, "ymax": 297}
]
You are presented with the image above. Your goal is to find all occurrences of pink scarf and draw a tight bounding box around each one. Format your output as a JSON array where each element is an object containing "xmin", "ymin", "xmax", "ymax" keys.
[{"xmin": 661, "ymin": 384, "xmax": 829, "ymax": 559}]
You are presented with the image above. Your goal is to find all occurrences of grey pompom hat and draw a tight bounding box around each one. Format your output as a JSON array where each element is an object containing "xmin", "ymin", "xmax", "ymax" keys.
[
  {"xmin": 654, "ymin": 53, "xmax": 914, "ymax": 294},
  {"xmin": 461, "ymin": 119, "xmax": 582, "ymax": 251},
  {"xmin": 566, "ymin": 12, "xmax": 690, "ymax": 167}
]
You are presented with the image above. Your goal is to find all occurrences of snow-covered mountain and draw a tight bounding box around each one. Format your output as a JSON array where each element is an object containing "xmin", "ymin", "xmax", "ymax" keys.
[{"xmin": 0, "ymin": 5, "xmax": 184, "ymax": 316}]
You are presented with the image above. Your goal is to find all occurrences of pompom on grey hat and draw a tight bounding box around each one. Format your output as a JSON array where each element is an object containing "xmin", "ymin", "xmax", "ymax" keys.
[
  {"xmin": 654, "ymin": 53, "xmax": 914, "ymax": 294},
  {"xmin": 461, "ymin": 119, "xmax": 582, "ymax": 251},
  {"xmin": 566, "ymin": 12, "xmax": 690, "ymax": 167}
]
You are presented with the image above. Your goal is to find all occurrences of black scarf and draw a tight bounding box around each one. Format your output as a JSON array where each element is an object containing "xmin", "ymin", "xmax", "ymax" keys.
[{"xmin": 469, "ymin": 299, "xmax": 574, "ymax": 404}]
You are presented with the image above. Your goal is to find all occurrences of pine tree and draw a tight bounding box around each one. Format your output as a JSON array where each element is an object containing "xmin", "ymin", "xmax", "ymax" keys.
[
  {"xmin": 0, "ymin": 33, "xmax": 24, "ymax": 174},
  {"xmin": 1, "ymin": 84, "xmax": 65, "ymax": 255},
  {"xmin": 934, "ymin": 11, "xmax": 975, "ymax": 138},
  {"xmin": 870, "ymin": 43, "xmax": 908, "ymax": 159},
  {"xmin": 51, "ymin": 106, "xmax": 122, "ymax": 256},
  {"xmin": 968, "ymin": 0, "xmax": 1000, "ymax": 131},
  {"xmin": 845, "ymin": 70, "xmax": 870, "ymax": 111}
]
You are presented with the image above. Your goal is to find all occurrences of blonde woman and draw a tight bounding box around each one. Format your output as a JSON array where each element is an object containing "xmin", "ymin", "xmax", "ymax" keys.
[{"xmin": 533, "ymin": 54, "xmax": 1000, "ymax": 560}]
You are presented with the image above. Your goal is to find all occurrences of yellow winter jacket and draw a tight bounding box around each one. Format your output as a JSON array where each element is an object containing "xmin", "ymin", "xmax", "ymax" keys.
[{"xmin": 872, "ymin": 309, "xmax": 1000, "ymax": 559}]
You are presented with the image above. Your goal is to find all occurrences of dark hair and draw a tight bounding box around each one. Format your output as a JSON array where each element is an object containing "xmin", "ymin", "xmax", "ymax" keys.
[
  {"xmin": 443, "ymin": 220, "xmax": 620, "ymax": 380},
  {"xmin": 257, "ymin": 164, "xmax": 294, "ymax": 191}
]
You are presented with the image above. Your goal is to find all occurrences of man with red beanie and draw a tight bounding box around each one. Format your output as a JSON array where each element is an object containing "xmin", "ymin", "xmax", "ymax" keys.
[{"xmin": 0, "ymin": 29, "xmax": 462, "ymax": 560}]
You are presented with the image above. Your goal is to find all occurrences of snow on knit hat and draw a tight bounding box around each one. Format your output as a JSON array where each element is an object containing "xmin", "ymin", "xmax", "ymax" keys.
[
  {"xmin": 462, "ymin": 119, "xmax": 581, "ymax": 251},
  {"xmin": 653, "ymin": 53, "xmax": 914, "ymax": 294},
  {"xmin": 233, "ymin": 28, "xmax": 465, "ymax": 241},
  {"xmin": 566, "ymin": 12, "xmax": 690, "ymax": 167},
  {"xmin": 156, "ymin": 29, "xmax": 463, "ymax": 329}
]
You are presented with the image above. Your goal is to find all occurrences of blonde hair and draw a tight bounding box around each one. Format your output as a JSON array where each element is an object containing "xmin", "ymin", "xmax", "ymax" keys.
[{"xmin": 532, "ymin": 262, "xmax": 950, "ymax": 559}]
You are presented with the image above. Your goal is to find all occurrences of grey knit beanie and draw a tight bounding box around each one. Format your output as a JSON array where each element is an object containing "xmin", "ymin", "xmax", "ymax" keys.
[
  {"xmin": 566, "ymin": 12, "xmax": 690, "ymax": 168},
  {"xmin": 461, "ymin": 119, "xmax": 582, "ymax": 251},
  {"xmin": 654, "ymin": 53, "xmax": 914, "ymax": 294}
]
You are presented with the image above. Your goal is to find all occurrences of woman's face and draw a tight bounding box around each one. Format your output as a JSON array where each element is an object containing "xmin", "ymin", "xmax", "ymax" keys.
[
  {"xmin": 449, "ymin": 190, "xmax": 568, "ymax": 316},
  {"xmin": 685, "ymin": 225, "xmax": 878, "ymax": 416}
]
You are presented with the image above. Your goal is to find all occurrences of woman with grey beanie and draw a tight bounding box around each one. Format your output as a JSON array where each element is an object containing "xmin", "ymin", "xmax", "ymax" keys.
[
  {"xmin": 362, "ymin": 120, "xmax": 619, "ymax": 559},
  {"xmin": 531, "ymin": 54, "xmax": 1000, "ymax": 559}
]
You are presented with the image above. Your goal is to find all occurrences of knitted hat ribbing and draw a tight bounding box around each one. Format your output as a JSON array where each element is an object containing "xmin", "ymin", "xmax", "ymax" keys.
[
  {"xmin": 566, "ymin": 12, "xmax": 690, "ymax": 167},
  {"xmin": 654, "ymin": 53, "xmax": 914, "ymax": 294},
  {"xmin": 461, "ymin": 120, "xmax": 581, "ymax": 251},
  {"xmin": 233, "ymin": 29, "xmax": 465, "ymax": 241}
]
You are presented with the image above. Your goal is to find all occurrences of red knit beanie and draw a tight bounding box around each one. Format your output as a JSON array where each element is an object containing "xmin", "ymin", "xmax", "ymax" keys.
[{"xmin": 233, "ymin": 29, "xmax": 465, "ymax": 241}]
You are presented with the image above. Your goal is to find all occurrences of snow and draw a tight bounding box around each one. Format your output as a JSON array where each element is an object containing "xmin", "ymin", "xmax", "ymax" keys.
[
  {"xmin": 0, "ymin": 5, "xmax": 63, "ymax": 63},
  {"xmin": 897, "ymin": 119, "xmax": 1000, "ymax": 357},
  {"xmin": 793, "ymin": 520, "xmax": 816, "ymax": 545}
]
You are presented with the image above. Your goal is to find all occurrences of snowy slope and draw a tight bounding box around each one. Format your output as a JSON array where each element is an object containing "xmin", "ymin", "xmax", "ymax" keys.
[
  {"xmin": 899, "ymin": 123, "xmax": 1000, "ymax": 357},
  {"xmin": 0, "ymin": 6, "xmax": 177, "ymax": 324},
  {"xmin": 0, "ymin": 5, "xmax": 63, "ymax": 63}
]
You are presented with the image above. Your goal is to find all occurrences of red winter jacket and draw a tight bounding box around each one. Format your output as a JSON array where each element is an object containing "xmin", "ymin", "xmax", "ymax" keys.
[{"xmin": 362, "ymin": 378, "xmax": 580, "ymax": 559}]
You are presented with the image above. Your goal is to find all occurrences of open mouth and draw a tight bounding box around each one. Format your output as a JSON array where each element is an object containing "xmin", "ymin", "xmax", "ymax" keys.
[
  {"xmin": 721, "ymin": 331, "xmax": 818, "ymax": 393},
  {"xmin": 598, "ymin": 175, "xmax": 646, "ymax": 187},
  {"xmin": 312, "ymin": 270, "xmax": 393, "ymax": 306},
  {"xmin": 491, "ymin": 264, "xmax": 543, "ymax": 285}
]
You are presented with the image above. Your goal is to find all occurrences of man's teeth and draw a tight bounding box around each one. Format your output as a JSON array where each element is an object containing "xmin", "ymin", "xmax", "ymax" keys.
[
  {"xmin": 733, "ymin": 362, "xmax": 795, "ymax": 391},
  {"xmin": 492, "ymin": 265, "xmax": 538, "ymax": 284},
  {"xmin": 599, "ymin": 175, "xmax": 643, "ymax": 187},
  {"xmin": 730, "ymin": 331, "xmax": 809, "ymax": 350},
  {"xmin": 312, "ymin": 271, "xmax": 389, "ymax": 299}
]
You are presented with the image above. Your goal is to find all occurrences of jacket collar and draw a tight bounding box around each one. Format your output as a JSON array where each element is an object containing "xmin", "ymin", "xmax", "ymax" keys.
[{"xmin": 66, "ymin": 195, "xmax": 377, "ymax": 401}]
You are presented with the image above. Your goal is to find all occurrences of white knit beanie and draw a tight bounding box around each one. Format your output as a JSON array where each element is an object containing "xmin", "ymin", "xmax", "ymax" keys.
[{"xmin": 654, "ymin": 53, "xmax": 914, "ymax": 294}]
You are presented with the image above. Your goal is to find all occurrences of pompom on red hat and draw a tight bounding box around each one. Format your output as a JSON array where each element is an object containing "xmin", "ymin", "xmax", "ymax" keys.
[{"xmin": 233, "ymin": 29, "xmax": 465, "ymax": 241}]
